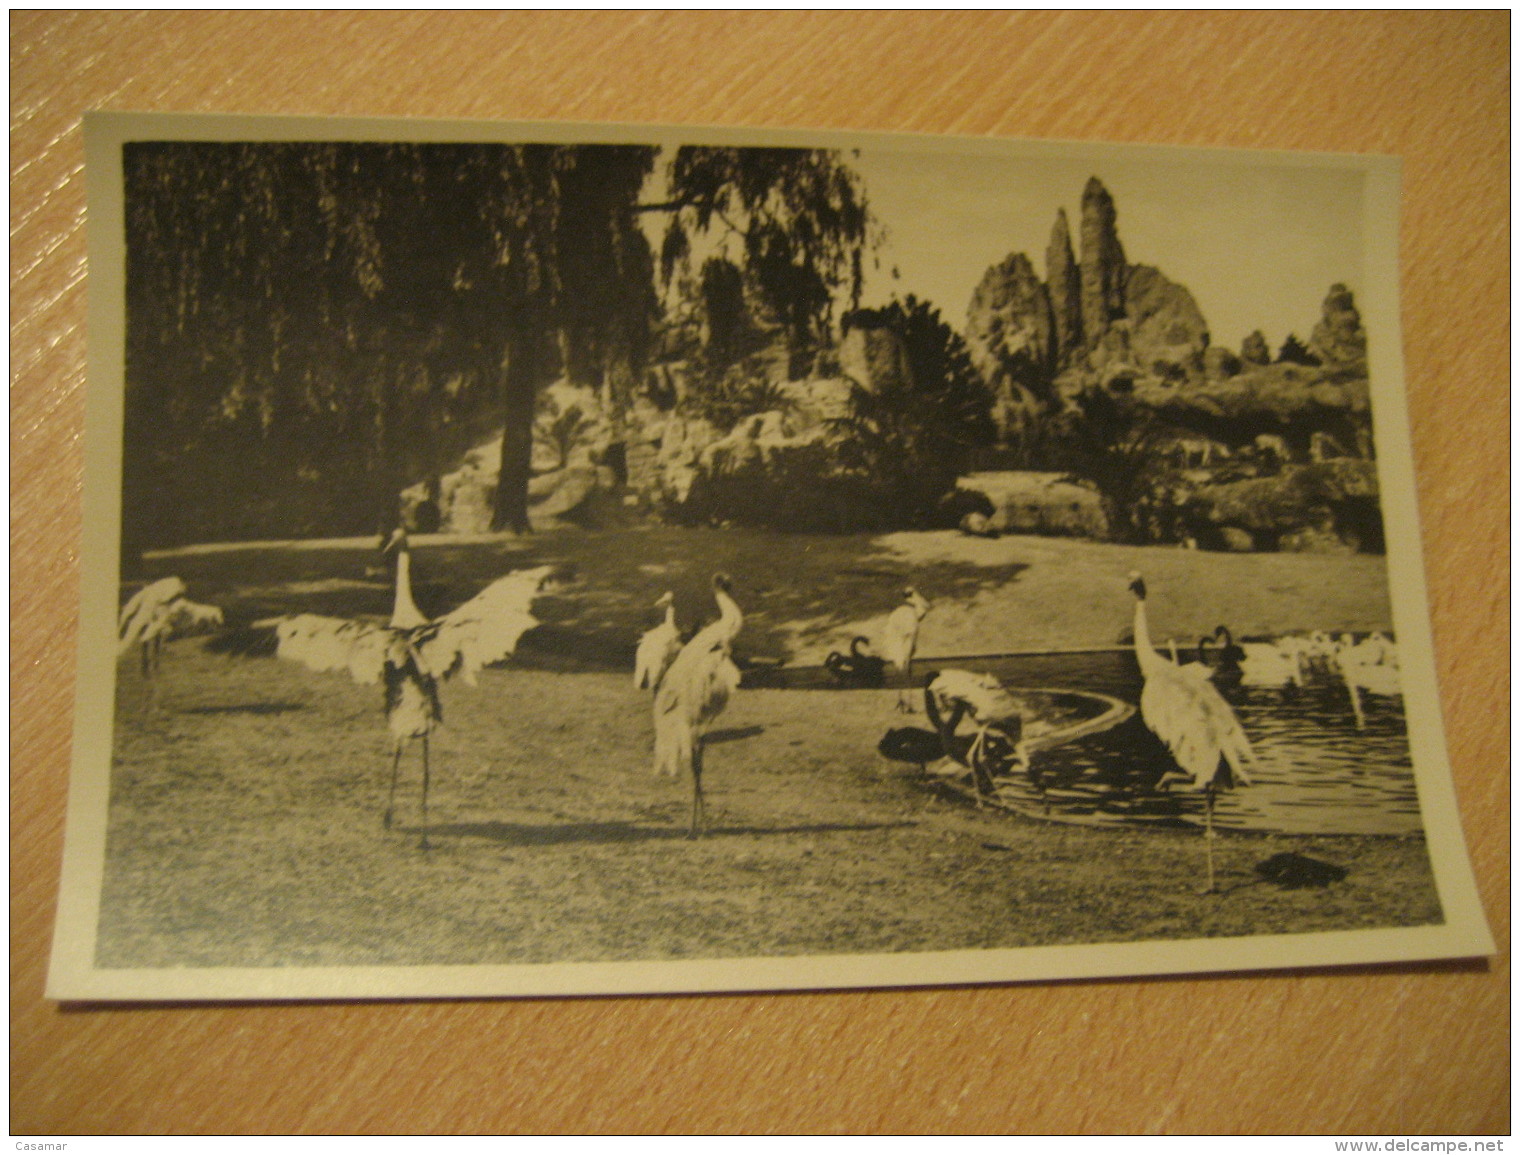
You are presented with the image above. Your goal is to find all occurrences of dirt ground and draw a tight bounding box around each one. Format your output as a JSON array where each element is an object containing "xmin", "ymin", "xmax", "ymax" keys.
[{"xmin": 97, "ymin": 527, "xmax": 1441, "ymax": 971}]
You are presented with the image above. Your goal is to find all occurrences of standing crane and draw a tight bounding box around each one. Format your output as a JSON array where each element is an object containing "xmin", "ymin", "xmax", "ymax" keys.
[
  {"xmin": 652, "ymin": 573, "xmax": 743, "ymax": 837},
  {"xmin": 1127, "ymin": 572, "xmax": 1255, "ymax": 893},
  {"xmin": 882, "ymin": 586, "xmax": 932, "ymax": 712},
  {"xmin": 117, "ymin": 576, "xmax": 224, "ymax": 708},
  {"xmin": 633, "ymin": 591, "xmax": 683, "ymax": 693},
  {"xmin": 214, "ymin": 528, "xmax": 560, "ymax": 848},
  {"xmin": 922, "ymin": 668, "xmax": 1028, "ymax": 803}
]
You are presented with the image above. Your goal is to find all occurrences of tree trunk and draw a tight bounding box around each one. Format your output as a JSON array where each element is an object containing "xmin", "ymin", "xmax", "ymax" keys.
[{"xmin": 492, "ymin": 324, "xmax": 541, "ymax": 534}]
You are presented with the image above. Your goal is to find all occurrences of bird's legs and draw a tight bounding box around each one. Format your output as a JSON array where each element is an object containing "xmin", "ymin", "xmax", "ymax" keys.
[
  {"xmin": 1200, "ymin": 783, "xmax": 1218, "ymax": 895},
  {"xmin": 139, "ymin": 638, "xmax": 162, "ymax": 715},
  {"xmin": 420, "ymin": 734, "xmax": 432, "ymax": 851},
  {"xmin": 896, "ymin": 658, "xmax": 916, "ymax": 713},
  {"xmin": 968, "ymin": 726, "xmax": 996, "ymax": 804},
  {"xmin": 385, "ymin": 742, "xmax": 404, "ymax": 830},
  {"xmin": 688, "ymin": 739, "xmax": 706, "ymax": 838}
]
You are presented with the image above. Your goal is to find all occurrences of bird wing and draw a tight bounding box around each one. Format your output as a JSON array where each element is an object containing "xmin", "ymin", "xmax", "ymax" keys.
[
  {"xmin": 1146, "ymin": 668, "xmax": 1255, "ymax": 787},
  {"xmin": 117, "ymin": 576, "xmax": 188, "ymax": 653},
  {"xmin": 415, "ymin": 564, "xmax": 554, "ymax": 685},
  {"xmin": 270, "ymin": 614, "xmax": 392, "ymax": 685},
  {"xmin": 694, "ymin": 651, "xmax": 741, "ymax": 727},
  {"xmin": 880, "ymin": 606, "xmax": 917, "ymax": 668},
  {"xmin": 634, "ymin": 623, "xmax": 682, "ymax": 690}
]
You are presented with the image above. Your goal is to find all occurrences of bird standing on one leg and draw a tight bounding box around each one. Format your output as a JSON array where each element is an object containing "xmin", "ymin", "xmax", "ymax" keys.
[
  {"xmin": 1127, "ymin": 572, "xmax": 1255, "ymax": 894},
  {"xmin": 213, "ymin": 528, "xmax": 560, "ymax": 848},
  {"xmin": 652, "ymin": 573, "xmax": 743, "ymax": 837},
  {"xmin": 881, "ymin": 586, "xmax": 931, "ymax": 712},
  {"xmin": 633, "ymin": 591, "xmax": 682, "ymax": 694}
]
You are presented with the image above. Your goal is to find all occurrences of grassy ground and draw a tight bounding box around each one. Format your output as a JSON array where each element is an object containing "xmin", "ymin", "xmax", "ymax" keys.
[{"xmin": 98, "ymin": 527, "xmax": 1438, "ymax": 970}]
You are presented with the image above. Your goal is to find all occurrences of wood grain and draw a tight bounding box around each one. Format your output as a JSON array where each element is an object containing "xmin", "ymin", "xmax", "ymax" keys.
[{"xmin": 11, "ymin": 11, "xmax": 1508, "ymax": 1135}]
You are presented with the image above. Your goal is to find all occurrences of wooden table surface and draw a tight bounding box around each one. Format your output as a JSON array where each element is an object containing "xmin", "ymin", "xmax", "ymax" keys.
[{"xmin": 11, "ymin": 12, "xmax": 1509, "ymax": 1135}]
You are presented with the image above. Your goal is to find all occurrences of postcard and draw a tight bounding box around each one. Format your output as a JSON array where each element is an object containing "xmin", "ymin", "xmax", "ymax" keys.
[{"xmin": 47, "ymin": 112, "xmax": 1494, "ymax": 1001}]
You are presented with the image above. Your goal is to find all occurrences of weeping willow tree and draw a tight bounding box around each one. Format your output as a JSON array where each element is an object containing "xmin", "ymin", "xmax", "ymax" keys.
[
  {"xmin": 121, "ymin": 138, "xmax": 875, "ymax": 546},
  {"xmin": 121, "ymin": 140, "xmax": 662, "ymax": 542},
  {"xmin": 654, "ymin": 146, "xmax": 876, "ymax": 381}
]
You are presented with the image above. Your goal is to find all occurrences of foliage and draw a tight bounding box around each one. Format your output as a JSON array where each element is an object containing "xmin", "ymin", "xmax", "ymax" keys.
[
  {"xmin": 122, "ymin": 140, "xmax": 877, "ymax": 547},
  {"xmin": 829, "ymin": 296, "xmax": 998, "ymax": 526},
  {"xmin": 1276, "ymin": 333, "xmax": 1321, "ymax": 366},
  {"xmin": 120, "ymin": 141, "xmax": 661, "ymax": 544},
  {"xmin": 1049, "ymin": 385, "xmax": 1167, "ymax": 544},
  {"xmin": 534, "ymin": 399, "xmax": 595, "ymax": 473},
  {"xmin": 660, "ymin": 146, "xmax": 876, "ymax": 377},
  {"xmin": 685, "ymin": 356, "xmax": 796, "ymax": 432},
  {"xmin": 674, "ymin": 440, "xmax": 887, "ymax": 534}
]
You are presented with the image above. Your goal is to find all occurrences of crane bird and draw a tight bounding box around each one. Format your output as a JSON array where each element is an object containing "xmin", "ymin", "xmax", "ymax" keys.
[
  {"xmin": 633, "ymin": 591, "xmax": 683, "ymax": 693},
  {"xmin": 118, "ymin": 576, "xmax": 224, "ymax": 707},
  {"xmin": 1127, "ymin": 572, "xmax": 1255, "ymax": 893},
  {"xmin": 1335, "ymin": 631, "xmax": 1400, "ymax": 729},
  {"xmin": 652, "ymin": 573, "xmax": 743, "ymax": 837},
  {"xmin": 922, "ymin": 668, "xmax": 1028, "ymax": 803},
  {"xmin": 882, "ymin": 586, "xmax": 932, "ymax": 712},
  {"xmin": 825, "ymin": 636, "xmax": 887, "ymax": 688},
  {"xmin": 215, "ymin": 528, "xmax": 560, "ymax": 848}
]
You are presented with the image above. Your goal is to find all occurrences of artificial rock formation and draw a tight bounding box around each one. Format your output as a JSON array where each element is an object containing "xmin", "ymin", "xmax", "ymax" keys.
[
  {"xmin": 1123, "ymin": 264, "xmax": 1210, "ymax": 378},
  {"xmin": 1309, "ymin": 283, "xmax": 1368, "ymax": 368},
  {"xmin": 1079, "ymin": 177, "xmax": 1128, "ymax": 350},
  {"xmin": 1045, "ymin": 207, "xmax": 1083, "ymax": 364},
  {"xmin": 964, "ymin": 252, "xmax": 1057, "ymax": 431}
]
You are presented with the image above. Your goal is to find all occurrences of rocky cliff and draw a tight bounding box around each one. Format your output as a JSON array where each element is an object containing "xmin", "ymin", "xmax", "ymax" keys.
[
  {"xmin": 1079, "ymin": 176, "xmax": 1127, "ymax": 344},
  {"xmin": 963, "ymin": 252, "xmax": 1057, "ymax": 428}
]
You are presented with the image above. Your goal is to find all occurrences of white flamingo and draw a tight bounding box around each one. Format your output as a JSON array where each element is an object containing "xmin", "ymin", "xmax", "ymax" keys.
[
  {"xmin": 219, "ymin": 528, "xmax": 559, "ymax": 848},
  {"xmin": 881, "ymin": 586, "xmax": 932, "ymax": 712},
  {"xmin": 652, "ymin": 573, "xmax": 743, "ymax": 837},
  {"xmin": 1127, "ymin": 572, "xmax": 1255, "ymax": 893},
  {"xmin": 633, "ymin": 591, "xmax": 682, "ymax": 693}
]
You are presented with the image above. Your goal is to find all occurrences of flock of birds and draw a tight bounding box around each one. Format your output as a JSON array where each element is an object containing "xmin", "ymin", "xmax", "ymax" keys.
[{"xmin": 117, "ymin": 535, "xmax": 1402, "ymax": 888}]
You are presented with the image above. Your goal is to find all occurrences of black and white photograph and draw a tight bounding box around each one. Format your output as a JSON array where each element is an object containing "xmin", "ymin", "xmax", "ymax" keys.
[{"xmin": 49, "ymin": 112, "xmax": 1492, "ymax": 1000}]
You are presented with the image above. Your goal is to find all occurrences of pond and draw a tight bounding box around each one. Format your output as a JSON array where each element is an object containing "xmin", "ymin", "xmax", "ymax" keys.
[{"xmin": 749, "ymin": 648, "xmax": 1421, "ymax": 837}]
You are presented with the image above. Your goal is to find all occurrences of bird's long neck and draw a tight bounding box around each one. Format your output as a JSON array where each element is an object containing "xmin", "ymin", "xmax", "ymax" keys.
[
  {"xmin": 663, "ymin": 602, "xmax": 677, "ymax": 629},
  {"xmin": 390, "ymin": 548, "xmax": 427, "ymax": 630},
  {"xmin": 713, "ymin": 587, "xmax": 742, "ymax": 646},
  {"xmin": 1132, "ymin": 594, "xmax": 1162, "ymax": 675}
]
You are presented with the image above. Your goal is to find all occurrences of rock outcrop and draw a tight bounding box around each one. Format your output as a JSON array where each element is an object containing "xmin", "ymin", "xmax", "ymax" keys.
[
  {"xmin": 1309, "ymin": 283, "xmax": 1368, "ymax": 369},
  {"xmin": 964, "ymin": 252, "xmax": 1057, "ymax": 431},
  {"xmin": 954, "ymin": 471, "xmax": 1109, "ymax": 538},
  {"xmin": 1181, "ymin": 460, "xmax": 1381, "ymax": 552},
  {"xmin": 1123, "ymin": 264, "xmax": 1211, "ymax": 379},
  {"xmin": 1079, "ymin": 177, "xmax": 1128, "ymax": 349},
  {"xmin": 1045, "ymin": 208, "xmax": 1083, "ymax": 363},
  {"xmin": 838, "ymin": 315, "xmax": 914, "ymax": 394}
]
